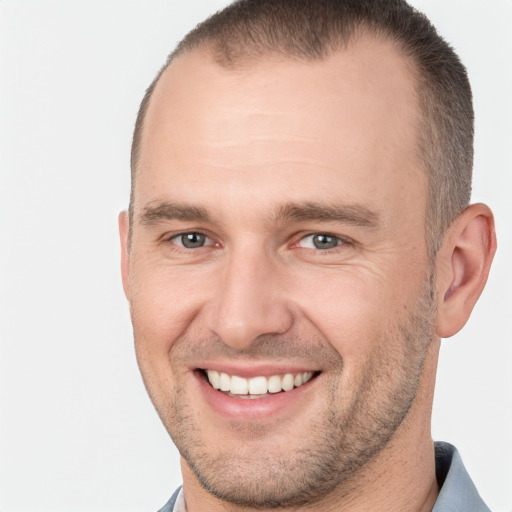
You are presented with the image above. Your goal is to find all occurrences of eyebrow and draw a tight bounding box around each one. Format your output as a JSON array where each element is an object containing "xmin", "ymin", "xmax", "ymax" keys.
[
  {"xmin": 138, "ymin": 200, "xmax": 380, "ymax": 229},
  {"xmin": 139, "ymin": 202, "xmax": 211, "ymax": 226},
  {"xmin": 273, "ymin": 202, "xmax": 380, "ymax": 228}
]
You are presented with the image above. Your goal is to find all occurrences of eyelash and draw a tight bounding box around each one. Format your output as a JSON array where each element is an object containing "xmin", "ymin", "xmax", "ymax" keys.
[
  {"xmin": 164, "ymin": 231, "xmax": 216, "ymax": 250},
  {"xmin": 294, "ymin": 233, "xmax": 349, "ymax": 251},
  {"xmin": 162, "ymin": 231, "xmax": 351, "ymax": 252}
]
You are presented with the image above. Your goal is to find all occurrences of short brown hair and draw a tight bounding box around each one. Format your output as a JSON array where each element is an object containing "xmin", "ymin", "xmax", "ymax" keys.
[{"xmin": 130, "ymin": 0, "xmax": 473, "ymax": 256}]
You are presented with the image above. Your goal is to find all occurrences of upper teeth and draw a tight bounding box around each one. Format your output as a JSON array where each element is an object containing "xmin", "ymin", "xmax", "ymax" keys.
[{"xmin": 206, "ymin": 370, "xmax": 314, "ymax": 395}]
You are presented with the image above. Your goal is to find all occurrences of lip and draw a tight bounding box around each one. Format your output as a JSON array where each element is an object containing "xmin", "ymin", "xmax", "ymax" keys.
[{"xmin": 194, "ymin": 368, "xmax": 319, "ymax": 421}]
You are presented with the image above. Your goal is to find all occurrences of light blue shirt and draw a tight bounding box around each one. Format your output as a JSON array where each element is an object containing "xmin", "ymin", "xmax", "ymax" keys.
[
  {"xmin": 158, "ymin": 442, "xmax": 491, "ymax": 512},
  {"xmin": 432, "ymin": 442, "xmax": 490, "ymax": 512}
]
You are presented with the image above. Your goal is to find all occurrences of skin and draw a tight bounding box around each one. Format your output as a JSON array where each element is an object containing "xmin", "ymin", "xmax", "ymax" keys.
[{"xmin": 120, "ymin": 36, "xmax": 496, "ymax": 512}]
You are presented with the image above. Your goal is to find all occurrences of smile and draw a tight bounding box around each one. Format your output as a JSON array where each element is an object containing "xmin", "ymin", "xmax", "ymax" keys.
[{"xmin": 204, "ymin": 369, "xmax": 315, "ymax": 398}]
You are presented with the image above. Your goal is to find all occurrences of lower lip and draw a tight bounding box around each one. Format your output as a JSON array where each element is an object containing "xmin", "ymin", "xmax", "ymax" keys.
[{"xmin": 195, "ymin": 371, "xmax": 316, "ymax": 421}]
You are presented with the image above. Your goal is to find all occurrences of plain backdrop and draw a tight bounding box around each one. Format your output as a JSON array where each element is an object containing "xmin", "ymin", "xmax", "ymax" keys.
[{"xmin": 0, "ymin": 1, "xmax": 511, "ymax": 511}]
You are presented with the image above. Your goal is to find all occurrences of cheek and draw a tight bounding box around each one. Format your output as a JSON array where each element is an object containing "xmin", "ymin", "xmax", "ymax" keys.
[
  {"xmin": 288, "ymin": 266, "xmax": 412, "ymax": 363},
  {"xmin": 129, "ymin": 265, "xmax": 203, "ymax": 406},
  {"xmin": 129, "ymin": 261, "xmax": 212, "ymax": 355}
]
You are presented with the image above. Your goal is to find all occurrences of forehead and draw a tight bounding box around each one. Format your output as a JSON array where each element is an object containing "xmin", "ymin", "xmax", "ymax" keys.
[{"xmin": 135, "ymin": 36, "xmax": 426, "ymax": 227}]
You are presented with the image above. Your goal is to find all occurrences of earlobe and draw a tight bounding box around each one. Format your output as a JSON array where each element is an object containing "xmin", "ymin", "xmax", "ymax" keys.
[
  {"xmin": 118, "ymin": 211, "xmax": 131, "ymax": 299},
  {"xmin": 436, "ymin": 204, "xmax": 496, "ymax": 338}
]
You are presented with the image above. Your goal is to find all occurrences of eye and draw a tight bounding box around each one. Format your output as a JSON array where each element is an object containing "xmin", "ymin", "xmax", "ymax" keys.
[
  {"xmin": 171, "ymin": 232, "xmax": 213, "ymax": 249},
  {"xmin": 297, "ymin": 233, "xmax": 344, "ymax": 250}
]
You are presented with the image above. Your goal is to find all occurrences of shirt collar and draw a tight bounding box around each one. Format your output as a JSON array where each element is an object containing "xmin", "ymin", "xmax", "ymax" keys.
[
  {"xmin": 173, "ymin": 488, "xmax": 186, "ymax": 512},
  {"xmin": 432, "ymin": 442, "xmax": 490, "ymax": 512}
]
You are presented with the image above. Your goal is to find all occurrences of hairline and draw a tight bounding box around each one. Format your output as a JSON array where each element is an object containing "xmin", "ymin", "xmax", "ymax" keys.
[{"xmin": 129, "ymin": 30, "xmax": 455, "ymax": 258}]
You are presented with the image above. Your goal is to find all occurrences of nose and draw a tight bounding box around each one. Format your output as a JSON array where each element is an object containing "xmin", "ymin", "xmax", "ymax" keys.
[{"xmin": 206, "ymin": 245, "xmax": 294, "ymax": 350}]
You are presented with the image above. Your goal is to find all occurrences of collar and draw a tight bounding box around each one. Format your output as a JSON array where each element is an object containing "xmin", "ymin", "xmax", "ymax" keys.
[
  {"xmin": 432, "ymin": 441, "xmax": 490, "ymax": 512},
  {"xmin": 172, "ymin": 488, "xmax": 186, "ymax": 512}
]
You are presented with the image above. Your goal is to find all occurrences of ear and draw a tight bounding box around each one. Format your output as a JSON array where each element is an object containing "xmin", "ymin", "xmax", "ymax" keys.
[
  {"xmin": 118, "ymin": 211, "xmax": 131, "ymax": 299},
  {"xmin": 436, "ymin": 203, "xmax": 497, "ymax": 338}
]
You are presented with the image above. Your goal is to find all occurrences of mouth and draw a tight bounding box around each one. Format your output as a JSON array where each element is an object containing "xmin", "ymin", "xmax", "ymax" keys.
[{"xmin": 201, "ymin": 369, "xmax": 317, "ymax": 399}]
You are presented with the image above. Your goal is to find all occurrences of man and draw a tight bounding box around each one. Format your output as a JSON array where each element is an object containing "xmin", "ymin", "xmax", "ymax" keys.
[{"xmin": 119, "ymin": 0, "xmax": 497, "ymax": 510}]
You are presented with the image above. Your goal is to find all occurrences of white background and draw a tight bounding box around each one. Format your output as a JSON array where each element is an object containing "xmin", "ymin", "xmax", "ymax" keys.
[{"xmin": 0, "ymin": 1, "xmax": 510, "ymax": 511}]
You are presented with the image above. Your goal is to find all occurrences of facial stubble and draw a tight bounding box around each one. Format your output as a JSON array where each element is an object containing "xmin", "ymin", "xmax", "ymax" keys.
[{"xmin": 136, "ymin": 273, "xmax": 437, "ymax": 509}]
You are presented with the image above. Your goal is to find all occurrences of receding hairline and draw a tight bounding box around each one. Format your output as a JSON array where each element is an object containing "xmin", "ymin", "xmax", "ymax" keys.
[
  {"xmin": 131, "ymin": 26, "xmax": 421, "ymax": 182},
  {"xmin": 129, "ymin": 1, "xmax": 473, "ymax": 260},
  {"xmin": 129, "ymin": 29, "xmax": 429, "ymax": 252}
]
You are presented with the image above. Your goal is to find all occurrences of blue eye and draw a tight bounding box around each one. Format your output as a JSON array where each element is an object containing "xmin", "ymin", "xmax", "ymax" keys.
[
  {"xmin": 172, "ymin": 232, "xmax": 210, "ymax": 249},
  {"xmin": 299, "ymin": 234, "xmax": 342, "ymax": 250}
]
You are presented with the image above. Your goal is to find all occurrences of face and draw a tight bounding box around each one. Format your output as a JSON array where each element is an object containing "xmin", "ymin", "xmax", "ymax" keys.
[{"xmin": 122, "ymin": 38, "xmax": 438, "ymax": 508}]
